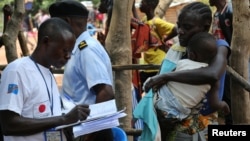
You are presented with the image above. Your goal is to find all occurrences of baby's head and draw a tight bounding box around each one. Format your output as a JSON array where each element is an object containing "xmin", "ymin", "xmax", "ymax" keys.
[{"xmin": 187, "ymin": 32, "xmax": 217, "ymax": 63}]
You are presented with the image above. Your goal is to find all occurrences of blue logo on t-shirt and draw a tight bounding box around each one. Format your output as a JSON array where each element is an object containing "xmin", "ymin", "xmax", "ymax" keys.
[{"xmin": 8, "ymin": 84, "xmax": 18, "ymax": 95}]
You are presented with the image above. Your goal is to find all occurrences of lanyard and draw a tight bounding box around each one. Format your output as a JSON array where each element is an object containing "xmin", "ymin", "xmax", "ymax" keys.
[{"xmin": 30, "ymin": 57, "xmax": 54, "ymax": 115}]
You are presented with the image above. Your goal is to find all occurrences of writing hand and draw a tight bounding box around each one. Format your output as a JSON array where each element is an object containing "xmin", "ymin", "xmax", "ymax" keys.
[{"xmin": 63, "ymin": 105, "xmax": 90, "ymax": 124}]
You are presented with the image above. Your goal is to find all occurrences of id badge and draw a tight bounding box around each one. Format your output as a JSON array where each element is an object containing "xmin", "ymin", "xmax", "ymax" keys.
[{"xmin": 44, "ymin": 128, "xmax": 63, "ymax": 141}]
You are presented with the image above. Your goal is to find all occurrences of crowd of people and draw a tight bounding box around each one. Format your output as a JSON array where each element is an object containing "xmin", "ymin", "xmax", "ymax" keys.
[
  {"xmin": 134, "ymin": 0, "xmax": 233, "ymax": 141},
  {"xmin": 0, "ymin": 0, "xmax": 235, "ymax": 141},
  {"xmin": 19, "ymin": 2, "xmax": 105, "ymax": 51}
]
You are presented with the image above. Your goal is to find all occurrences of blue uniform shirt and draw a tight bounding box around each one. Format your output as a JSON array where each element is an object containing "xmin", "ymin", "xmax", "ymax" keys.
[{"xmin": 62, "ymin": 31, "xmax": 113, "ymax": 105}]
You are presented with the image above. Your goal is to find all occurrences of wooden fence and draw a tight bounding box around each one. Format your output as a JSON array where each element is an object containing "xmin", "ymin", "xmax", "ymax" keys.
[{"xmin": 0, "ymin": 64, "xmax": 249, "ymax": 136}]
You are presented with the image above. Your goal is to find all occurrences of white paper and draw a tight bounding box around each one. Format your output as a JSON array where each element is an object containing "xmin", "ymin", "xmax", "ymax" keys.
[
  {"xmin": 55, "ymin": 99, "xmax": 127, "ymax": 132},
  {"xmin": 73, "ymin": 112, "xmax": 127, "ymax": 138},
  {"xmin": 87, "ymin": 99, "xmax": 117, "ymax": 119}
]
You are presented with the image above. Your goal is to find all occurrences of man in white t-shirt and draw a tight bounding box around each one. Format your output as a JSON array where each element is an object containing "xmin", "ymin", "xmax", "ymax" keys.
[{"xmin": 0, "ymin": 18, "xmax": 90, "ymax": 141}]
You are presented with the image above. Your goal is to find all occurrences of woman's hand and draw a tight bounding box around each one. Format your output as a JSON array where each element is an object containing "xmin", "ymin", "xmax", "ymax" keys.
[{"xmin": 143, "ymin": 75, "xmax": 167, "ymax": 92}]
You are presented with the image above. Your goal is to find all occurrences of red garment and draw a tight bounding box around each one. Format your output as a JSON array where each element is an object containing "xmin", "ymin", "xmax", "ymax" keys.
[
  {"xmin": 131, "ymin": 20, "xmax": 150, "ymax": 58},
  {"xmin": 132, "ymin": 59, "xmax": 142, "ymax": 100},
  {"xmin": 96, "ymin": 13, "xmax": 104, "ymax": 20}
]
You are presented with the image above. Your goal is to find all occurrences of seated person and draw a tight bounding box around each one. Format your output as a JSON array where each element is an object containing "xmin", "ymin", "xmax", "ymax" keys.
[{"xmin": 154, "ymin": 32, "xmax": 230, "ymax": 121}]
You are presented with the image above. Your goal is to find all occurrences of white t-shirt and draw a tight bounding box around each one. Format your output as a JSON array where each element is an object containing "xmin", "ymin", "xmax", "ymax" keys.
[
  {"xmin": 167, "ymin": 59, "xmax": 210, "ymax": 108},
  {"xmin": 0, "ymin": 57, "xmax": 66, "ymax": 141}
]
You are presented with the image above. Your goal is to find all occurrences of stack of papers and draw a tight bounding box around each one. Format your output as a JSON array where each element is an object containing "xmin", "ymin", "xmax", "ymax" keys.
[
  {"xmin": 73, "ymin": 108, "xmax": 126, "ymax": 137},
  {"xmin": 55, "ymin": 99, "xmax": 127, "ymax": 138}
]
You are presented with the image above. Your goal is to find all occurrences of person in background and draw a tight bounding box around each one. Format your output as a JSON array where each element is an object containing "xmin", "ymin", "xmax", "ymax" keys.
[
  {"xmin": 209, "ymin": 0, "xmax": 233, "ymax": 125},
  {"xmin": 138, "ymin": 0, "xmax": 177, "ymax": 93},
  {"xmin": 33, "ymin": 9, "xmax": 50, "ymax": 28},
  {"xmin": 0, "ymin": 17, "xmax": 90, "ymax": 141},
  {"xmin": 97, "ymin": 0, "xmax": 113, "ymax": 46},
  {"xmin": 95, "ymin": 11, "xmax": 104, "ymax": 28},
  {"xmin": 87, "ymin": 20, "xmax": 97, "ymax": 36},
  {"xmin": 33, "ymin": 9, "xmax": 42, "ymax": 28},
  {"xmin": 22, "ymin": 10, "xmax": 36, "ymax": 49},
  {"xmin": 88, "ymin": 6, "xmax": 97, "ymax": 25},
  {"xmin": 141, "ymin": 2, "xmax": 231, "ymax": 141},
  {"xmin": 87, "ymin": 6, "xmax": 97, "ymax": 37},
  {"xmin": 49, "ymin": 1, "xmax": 115, "ymax": 141},
  {"xmin": 35, "ymin": 9, "xmax": 50, "ymax": 28},
  {"xmin": 97, "ymin": 1, "xmax": 144, "ymax": 141}
]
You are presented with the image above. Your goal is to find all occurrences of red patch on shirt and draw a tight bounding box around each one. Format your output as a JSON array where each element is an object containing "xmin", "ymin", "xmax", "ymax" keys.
[{"xmin": 39, "ymin": 104, "xmax": 46, "ymax": 113}]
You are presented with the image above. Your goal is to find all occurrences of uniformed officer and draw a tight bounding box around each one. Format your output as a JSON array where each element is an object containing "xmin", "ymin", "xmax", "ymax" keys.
[{"xmin": 49, "ymin": 1, "xmax": 115, "ymax": 141}]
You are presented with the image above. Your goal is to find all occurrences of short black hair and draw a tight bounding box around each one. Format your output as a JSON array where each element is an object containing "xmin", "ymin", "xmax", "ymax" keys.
[
  {"xmin": 144, "ymin": 0, "xmax": 159, "ymax": 9},
  {"xmin": 188, "ymin": 32, "xmax": 217, "ymax": 63},
  {"xmin": 37, "ymin": 17, "xmax": 74, "ymax": 44}
]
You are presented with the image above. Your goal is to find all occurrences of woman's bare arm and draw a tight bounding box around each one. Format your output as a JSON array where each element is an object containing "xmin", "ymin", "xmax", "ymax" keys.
[{"xmin": 144, "ymin": 46, "xmax": 229, "ymax": 92}]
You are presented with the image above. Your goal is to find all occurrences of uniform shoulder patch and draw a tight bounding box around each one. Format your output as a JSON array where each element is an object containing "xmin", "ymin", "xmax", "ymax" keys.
[{"xmin": 78, "ymin": 40, "xmax": 88, "ymax": 50}]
